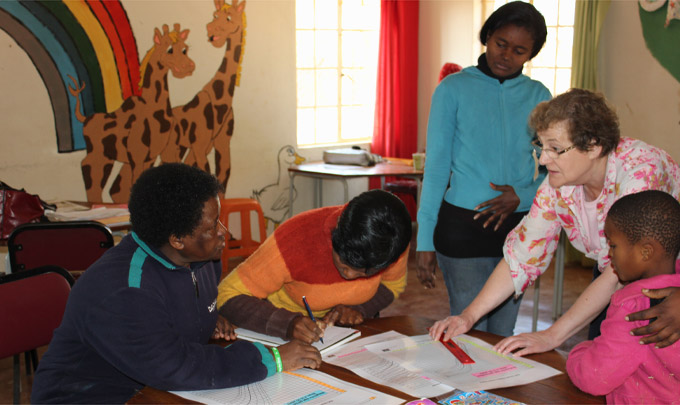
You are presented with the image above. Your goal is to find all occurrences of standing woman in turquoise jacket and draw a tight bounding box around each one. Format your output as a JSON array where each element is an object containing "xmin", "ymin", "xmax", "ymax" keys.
[{"xmin": 416, "ymin": 1, "xmax": 551, "ymax": 336}]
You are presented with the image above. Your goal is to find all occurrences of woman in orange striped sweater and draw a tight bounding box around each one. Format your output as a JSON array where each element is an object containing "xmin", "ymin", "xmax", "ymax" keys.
[{"xmin": 217, "ymin": 189, "xmax": 412, "ymax": 344}]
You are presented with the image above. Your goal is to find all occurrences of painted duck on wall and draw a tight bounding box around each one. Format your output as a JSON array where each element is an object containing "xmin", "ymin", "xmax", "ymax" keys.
[{"xmin": 251, "ymin": 145, "xmax": 305, "ymax": 231}]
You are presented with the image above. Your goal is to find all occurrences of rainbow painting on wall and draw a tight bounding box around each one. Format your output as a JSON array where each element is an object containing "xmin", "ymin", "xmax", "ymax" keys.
[{"xmin": 0, "ymin": 0, "xmax": 140, "ymax": 152}]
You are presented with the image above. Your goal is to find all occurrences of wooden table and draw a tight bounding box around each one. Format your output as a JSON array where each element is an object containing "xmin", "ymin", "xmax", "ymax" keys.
[
  {"xmin": 129, "ymin": 315, "xmax": 604, "ymax": 404},
  {"xmin": 288, "ymin": 158, "xmax": 423, "ymax": 218}
]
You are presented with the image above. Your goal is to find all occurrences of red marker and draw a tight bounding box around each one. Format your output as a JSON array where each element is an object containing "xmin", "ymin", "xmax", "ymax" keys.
[{"xmin": 440, "ymin": 338, "xmax": 475, "ymax": 364}]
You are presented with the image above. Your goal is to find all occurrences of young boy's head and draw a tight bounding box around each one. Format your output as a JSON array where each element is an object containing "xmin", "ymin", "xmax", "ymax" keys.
[{"xmin": 604, "ymin": 190, "xmax": 680, "ymax": 283}]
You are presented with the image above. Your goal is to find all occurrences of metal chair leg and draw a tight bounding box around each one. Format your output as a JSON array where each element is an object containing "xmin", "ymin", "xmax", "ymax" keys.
[
  {"xmin": 553, "ymin": 234, "xmax": 566, "ymax": 320},
  {"xmin": 30, "ymin": 349, "xmax": 39, "ymax": 372},
  {"xmin": 532, "ymin": 276, "xmax": 541, "ymax": 332},
  {"xmin": 13, "ymin": 354, "xmax": 21, "ymax": 404},
  {"xmin": 24, "ymin": 351, "xmax": 31, "ymax": 376}
]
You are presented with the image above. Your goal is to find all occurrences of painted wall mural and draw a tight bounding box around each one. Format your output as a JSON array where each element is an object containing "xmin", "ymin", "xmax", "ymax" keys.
[
  {"xmin": 0, "ymin": 0, "xmax": 246, "ymax": 203},
  {"xmin": 0, "ymin": 0, "xmax": 141, "ymax": 153},
  {"xmin": 159, "ymin": 0, "xmax": 247, "ymax": 194},
  {"xmin": 252, "ymin": 145, "xmax": 305, "ymax": 231},
  {"xmin": 72, "ymin": 24, "xmax": 195, "ymax": 203}
]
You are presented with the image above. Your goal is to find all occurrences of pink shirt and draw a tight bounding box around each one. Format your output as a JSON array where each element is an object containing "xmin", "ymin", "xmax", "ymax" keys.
[
  {"xmin": 567, "ymin": 274, "xmax": 680, "ymax": 404},
  {"xmin": 504, "ymin": 137, "xmax": 680, "ymax": 295}
]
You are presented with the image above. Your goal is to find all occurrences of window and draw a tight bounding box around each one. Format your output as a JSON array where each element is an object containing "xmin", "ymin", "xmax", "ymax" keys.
[
  {"xmin": 483, "ymin": 0, "xmax": 575, "ymax": 96},
  {"xmin": 295, "ymin": 0, "xmax": 381, "ymax": 147}
]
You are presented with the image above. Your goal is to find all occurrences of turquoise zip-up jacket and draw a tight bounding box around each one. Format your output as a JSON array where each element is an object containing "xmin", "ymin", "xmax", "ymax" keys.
[{"xmin": 417, "ymin": 66, "xmax": 551, "ymax": 252}]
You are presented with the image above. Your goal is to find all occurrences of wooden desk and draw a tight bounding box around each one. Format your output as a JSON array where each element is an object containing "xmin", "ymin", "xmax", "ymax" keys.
[
  {"xmin": 129, "ymin": 316, "xmax": 603, "ymax": 404},
  {"xmin": 288, "ymin": 158, "xmax": 423, "ymax": 218}
]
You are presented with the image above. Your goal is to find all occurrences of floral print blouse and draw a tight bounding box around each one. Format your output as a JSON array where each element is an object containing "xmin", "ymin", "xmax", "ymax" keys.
[{"xmin": 504, "ymin": 137, "xmax": 680, "ymax": 295}]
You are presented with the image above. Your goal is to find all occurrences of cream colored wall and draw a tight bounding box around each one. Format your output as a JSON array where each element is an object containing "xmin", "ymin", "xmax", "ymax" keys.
[
  {"xmin": 1, "ymin": 0, "xmax": 677, "ymax": 230},
  {"xmin": 599, "ymin": 1, "xmax": 680, "ymax": 161},
  {"xmin": 417, "ymin": 1, "xmax": 680, "ymax": 162},
  {"xmin": 0, "ymin": 0, "xmax": 367, "ymax": 225},
  {"xmin": 417, "ymin": 0, "xmax": 477, "ymax": 152},
  {"xmin": 0, "ymin": 30, "xmax": 87, "ymax": 201},
  {"xmin": 2, "ymin": 1, "xmax": 302, "ymax": 204}
]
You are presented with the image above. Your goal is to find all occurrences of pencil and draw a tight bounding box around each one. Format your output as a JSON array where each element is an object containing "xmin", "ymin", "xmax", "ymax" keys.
[{"xmin": 301, "ymin": 295, "xmax": 324, "ymax": 344}]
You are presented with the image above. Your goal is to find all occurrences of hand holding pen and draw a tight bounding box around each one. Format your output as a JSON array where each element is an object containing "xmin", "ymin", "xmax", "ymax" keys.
[
  {"xmin": 302, "ymin": 296, "xmax": 324, "ymax": 344},
  {"xmin": 287, "ymin": 297, "xmax": 326, "ymax": 344}
]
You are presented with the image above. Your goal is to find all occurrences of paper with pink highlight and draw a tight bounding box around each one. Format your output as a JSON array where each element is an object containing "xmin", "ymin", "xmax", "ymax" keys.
[{"xmin": 364, "ymin": 334, "xmax": 560, "ymax": 392}]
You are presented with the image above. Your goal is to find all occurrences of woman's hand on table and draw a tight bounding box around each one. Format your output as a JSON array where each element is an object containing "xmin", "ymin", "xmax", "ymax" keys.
[
  {"xmin": 323, "ymin": 305, "xmax": 364, "ymax": 326},
  {"xmin": 429, "ymin": 314, "xmax": 474, "ymax": 342},
  {"xmin": 277, "ymin": 340, "xmax": 322, "ymax": 371},
  {"xmin": 627, "ymin": 286, "xmax": 680, "ymax": 348},
  {"xmin": 474, "ymin": 183, "xmax": 520, "ymax": 231},
  {"xmin": 416, "ymin": 251, "xmax": 437, "ymax": 289},
  {"xmin": 288, "ymin": 316, "xmax": 326, "ymax": 344},
  {"xmin": 212, "ymin": 315, "xmax": 237, "ymax": 340},
  {"xmin": 493, "ymin": 330, "xmax": 558, "ymax": 357}
]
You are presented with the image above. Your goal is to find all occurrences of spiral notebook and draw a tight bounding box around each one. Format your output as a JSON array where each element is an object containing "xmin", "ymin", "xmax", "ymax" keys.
[{"xmin": 235, "ymin": 326, "xmax": 361, "ymax": 355}]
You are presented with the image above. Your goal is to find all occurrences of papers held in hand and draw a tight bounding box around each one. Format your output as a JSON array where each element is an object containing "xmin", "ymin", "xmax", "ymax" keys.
[{"xmin": 234, "ymin": 326, "xmax": 361, "ymax": 355}]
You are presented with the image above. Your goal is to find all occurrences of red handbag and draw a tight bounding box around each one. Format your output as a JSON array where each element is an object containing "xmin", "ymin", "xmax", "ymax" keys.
[{"xmin": 0, "ymin": 182, "xmax": 48, "ymax": 240}]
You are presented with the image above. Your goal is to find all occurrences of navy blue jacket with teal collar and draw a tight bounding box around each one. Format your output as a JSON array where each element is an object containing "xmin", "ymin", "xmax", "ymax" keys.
[{"xmin": 32, "ymin": 232, "xmax": 276, "ymax": 403}]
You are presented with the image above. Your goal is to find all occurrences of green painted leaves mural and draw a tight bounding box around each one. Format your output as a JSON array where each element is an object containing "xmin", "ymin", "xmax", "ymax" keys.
[{"xmin": 639, "ymin": 2, "xmax": 680, "ymax": 83}]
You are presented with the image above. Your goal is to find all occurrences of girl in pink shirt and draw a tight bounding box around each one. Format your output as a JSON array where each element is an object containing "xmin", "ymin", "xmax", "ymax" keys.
[{"xmin": 567, "ymin": 190, "xmax": 680, "ymax": 403}]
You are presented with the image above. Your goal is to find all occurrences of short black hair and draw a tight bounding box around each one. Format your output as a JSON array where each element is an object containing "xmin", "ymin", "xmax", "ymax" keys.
[
  {"xmin": 128, "ymin": 163, "xmax": 222, "ymax": 247},
  {"xmin": 480, "ymin": 1, "xmax": 547, "ymax": 59},
  {"xmin": 331, "ymin": 189, "xmax": 412, "ymax": 274},
  {"xmin": 606, "ymin": 190, "xmax": 680, "ymax": 259}
]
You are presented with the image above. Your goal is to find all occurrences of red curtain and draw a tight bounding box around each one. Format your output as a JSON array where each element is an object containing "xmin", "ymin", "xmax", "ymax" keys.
[
  {"xmin": 371, "ymin": 0, "xmax": 419, "ymax": 218},
  {"xmin": 371, "ymin": 0, "xmax": 419, "ymax": 159}
]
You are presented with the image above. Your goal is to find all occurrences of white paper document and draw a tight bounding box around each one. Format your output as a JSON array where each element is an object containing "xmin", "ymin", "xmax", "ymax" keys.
[
  {"xmin": 170, "ymin": 367, "xmax": 403, "ymax": 405},
  {"xmin": 46, "ymin": 206, "xmax": 129, "ymax": 221},
  {"xmin": 235, "ymin": 326, "xmax": 361, "ymax": 355},
  {"xmin": 323, "ymin": 331, "xmax": 455, "ymax": 398},
  {"xmin": 364, "ymin": 334, "xmax": 561, "ymax": 392}
]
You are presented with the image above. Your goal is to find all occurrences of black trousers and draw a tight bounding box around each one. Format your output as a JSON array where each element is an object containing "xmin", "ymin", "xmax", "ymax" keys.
[{"xmin": 588, "ymin": 264, "xmax": 609, "ymax": 340}]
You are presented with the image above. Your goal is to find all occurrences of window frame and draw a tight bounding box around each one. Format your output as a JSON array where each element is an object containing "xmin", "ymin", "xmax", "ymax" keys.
[{"xmin": 295, "ymin": 0, "xmax": 380, "ymax": 148}]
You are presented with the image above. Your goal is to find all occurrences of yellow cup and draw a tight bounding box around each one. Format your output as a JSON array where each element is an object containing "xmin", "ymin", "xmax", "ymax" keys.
[{"xmin": 412, "ymin": 153, "xmax": 425, "ymax": 171}]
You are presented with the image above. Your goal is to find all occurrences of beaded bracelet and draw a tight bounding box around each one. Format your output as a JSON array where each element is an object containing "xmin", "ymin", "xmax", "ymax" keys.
[{"xmin": 271, "ymin": 347, "xmax": 283, "ymax": 372}]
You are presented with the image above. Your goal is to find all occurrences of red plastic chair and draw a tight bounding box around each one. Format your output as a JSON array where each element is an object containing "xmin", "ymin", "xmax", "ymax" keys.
[
  {"xmin": 7, "ymin": 221, "xmax": 114, "ymax": 274},
  {"xmin": 0, "ymin": 265, "xmax": 74, "ymax": 403}
]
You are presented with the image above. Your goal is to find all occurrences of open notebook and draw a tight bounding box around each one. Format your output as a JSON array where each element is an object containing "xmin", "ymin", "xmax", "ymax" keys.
[{"xmin": 235, "ymin": 326, "xmax": 361, "ymax": 355}]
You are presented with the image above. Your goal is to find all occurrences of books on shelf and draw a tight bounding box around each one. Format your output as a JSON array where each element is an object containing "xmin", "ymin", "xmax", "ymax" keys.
[{"xmin": 235, "ymin": 326, "xmax": 361, "ymax": 355}]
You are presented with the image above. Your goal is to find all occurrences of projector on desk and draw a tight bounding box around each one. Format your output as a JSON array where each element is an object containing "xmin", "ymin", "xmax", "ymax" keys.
[{"xmin": 323, "ymin": 147, "xmax": 383, "ymax": 167}]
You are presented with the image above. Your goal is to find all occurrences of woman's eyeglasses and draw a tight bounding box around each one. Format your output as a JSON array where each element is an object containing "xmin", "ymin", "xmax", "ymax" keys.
[{"xmin": 531, "ymin": 140, "xmax": 576, "ymax": 160}]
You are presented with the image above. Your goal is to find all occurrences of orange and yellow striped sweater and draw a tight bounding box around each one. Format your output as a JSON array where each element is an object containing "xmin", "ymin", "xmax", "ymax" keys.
[{"xmin": 217, "ymin": 205, "xmax": 407, "ymax": 338}]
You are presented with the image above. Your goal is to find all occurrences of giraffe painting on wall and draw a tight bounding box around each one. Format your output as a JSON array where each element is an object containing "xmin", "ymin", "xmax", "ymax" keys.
[
  {"xmin": 71, "ymin": 24, "xmax": 195, "ymax": 203},
  {"xmin": 160, "ymin": 0, "xmax": 247, "ymax": 194}
]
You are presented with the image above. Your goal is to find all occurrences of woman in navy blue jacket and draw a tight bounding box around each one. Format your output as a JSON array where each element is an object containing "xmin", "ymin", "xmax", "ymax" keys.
[{"xmin": 32, "ymin": 163, "xmax": 321, "ymax": 403}]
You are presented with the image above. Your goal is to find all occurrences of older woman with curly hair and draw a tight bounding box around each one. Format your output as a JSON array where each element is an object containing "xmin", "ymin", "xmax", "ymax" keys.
[{"xmin": 430, "ymin": 89, "xmax": 680, "ymax": 356}]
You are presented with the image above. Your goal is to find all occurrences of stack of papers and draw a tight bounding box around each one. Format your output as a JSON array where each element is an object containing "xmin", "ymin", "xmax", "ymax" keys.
[
  {"xmin": 45, "ymin": 202, "xmax": 130, "ymax": 228},
  {"xmin": 235, "ymin": 326, "xmax": 361, "ymax": 355}
]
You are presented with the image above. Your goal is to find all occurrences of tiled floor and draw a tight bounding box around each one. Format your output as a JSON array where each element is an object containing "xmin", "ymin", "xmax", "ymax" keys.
[{"xmin": 0, "ymin": 235, "xmax": 592, "ymax": 404}]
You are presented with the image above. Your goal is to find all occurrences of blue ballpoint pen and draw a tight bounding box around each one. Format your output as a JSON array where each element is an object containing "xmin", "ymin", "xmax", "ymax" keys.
[{"xmin": 301, "ymin": 295, "xmax": 324, "ymax": 344}]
